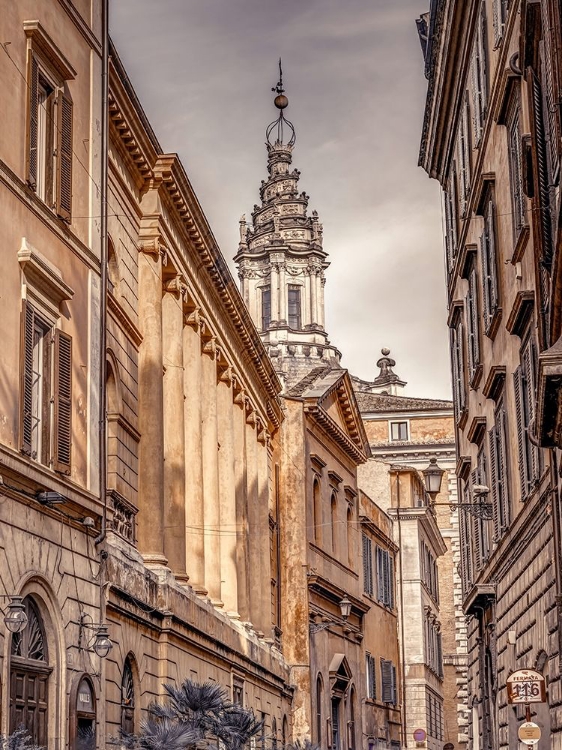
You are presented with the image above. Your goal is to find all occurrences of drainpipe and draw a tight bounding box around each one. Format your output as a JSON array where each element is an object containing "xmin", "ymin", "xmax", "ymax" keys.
[
  {"xmin": 549, "ymin": 449, "xmax": 562, "ymax": 672},
  {"xmin": 395, "ymin": 472, "xmax": 408, "ymax": 747},
  {"xmin": 95, "ymin": 0, "xmax": 109, "ymax": 550}
]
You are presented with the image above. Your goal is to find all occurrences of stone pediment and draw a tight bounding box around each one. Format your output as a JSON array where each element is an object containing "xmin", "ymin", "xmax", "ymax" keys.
[{"xmin": 286, "ymin": 367, "xmax": 371, "ymax": 464}]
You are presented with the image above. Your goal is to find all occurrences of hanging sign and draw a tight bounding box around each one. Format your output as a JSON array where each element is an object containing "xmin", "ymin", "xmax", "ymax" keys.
[
  {"xmin": 518, "ymin": 722, "xmax": 541, "ymax": 745},
  {"xmin": 506, "ymin": 669, "xmax": 546, "ymax": 704}
]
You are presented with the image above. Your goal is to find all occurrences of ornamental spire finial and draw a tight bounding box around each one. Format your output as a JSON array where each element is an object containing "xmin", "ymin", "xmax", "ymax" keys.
[{"xmin": 266, "ymin": 58, "xmax": 296, "ymax": 147}]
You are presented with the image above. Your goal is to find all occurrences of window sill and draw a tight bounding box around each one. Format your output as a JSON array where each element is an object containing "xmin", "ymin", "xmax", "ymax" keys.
[
  {"xmin": 484, "ymin": 306, "xmax": 502, "ymax": 341},
  {"xmin": 469, "ymin": 363, "xmax": 483, "ymax": 390},
  {"xmin": 512, "ymin": 224, "xmax": 530, "ymax": 263}
]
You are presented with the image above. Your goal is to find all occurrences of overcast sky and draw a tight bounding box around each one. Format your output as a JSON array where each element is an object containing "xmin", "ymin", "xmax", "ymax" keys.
[{"xmin": 110, "ymin": 0, "xmax": 451, "ymax": 400}]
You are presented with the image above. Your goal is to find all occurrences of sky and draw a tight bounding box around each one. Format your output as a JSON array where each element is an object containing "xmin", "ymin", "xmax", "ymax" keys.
[{"xmin": 110, "ymin": 0, "xmax": 452, "ymax": 400}]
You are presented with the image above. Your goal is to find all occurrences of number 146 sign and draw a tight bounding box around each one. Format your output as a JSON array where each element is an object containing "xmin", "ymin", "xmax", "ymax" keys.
[{"xmin": 507, "ymin": 670, "xmax": 546, "ymax": 704}]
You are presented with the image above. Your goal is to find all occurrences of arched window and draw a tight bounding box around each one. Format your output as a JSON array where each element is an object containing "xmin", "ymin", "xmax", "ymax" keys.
[
  {"xmin": 313, "ymin": 477, "xmax": 322, "ymax": 544},
  {"xmin": 121, "ymin": 656, "xmax": 136, "ymax": 735},
  {"xmin": 70, "ymin": 675, "xmax": 97, "ymax": 750},
  {"xmin": 331, "ymin": 492, "xmax": 338, "ymax": 556},
  {"xmin": 347, "ymin": 507, "xmax": 353, "ymax": 567},
  {"xmin": 10, "ymin": 597, "xmax": 51, "ymax": 747},
  {"xmin": 271, "ymin": 717, "xmax": 278, "ymax": 750},
  {"xmin": 316, "ymin": 674, "xmax": 323, "ymax": 746},
  {"xmin": 349, "ymin": 686, "xmax": 356, "ymax": 750},
  {"xmin": 282, "ymin": 716, "xmax": 288, "ymax": 749}
]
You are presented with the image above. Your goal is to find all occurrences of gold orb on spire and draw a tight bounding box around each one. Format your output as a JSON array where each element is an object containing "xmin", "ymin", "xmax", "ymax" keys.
[{"xmin": 274, "ymin": 93, "xmax": 289, "ymax": 110}]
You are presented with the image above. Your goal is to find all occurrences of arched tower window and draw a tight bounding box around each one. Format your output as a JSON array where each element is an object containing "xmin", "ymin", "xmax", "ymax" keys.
[
  {"xmin": 107, "ymin": 235, "xmax": 120, "ymax": 295},
  {"xmin": 331, "ymin": 492, "xmax": 338, "ymax": 556},
  {"xmin": 121, "ymin": 655, "xmax": 136, "ymax": 735},
  {"xmin": 9, "ymin": 597, "xmax": 51, "ymax": 747},
  {"xmin": 313, "ymin": 477, "xmax": 322, "ymax": 544},
  {"xmin": 316, "ymin": 674, "xmax": 323, "ymax": 746}
]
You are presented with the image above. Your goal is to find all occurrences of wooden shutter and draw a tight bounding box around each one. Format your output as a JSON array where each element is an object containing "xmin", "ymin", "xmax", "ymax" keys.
[
  {"xmin": 26, "ymin": 52, "xmax": 40, "ymax": 189},
  {"xmin": 492, "ymin": 0, "xmax": 504, "ymax": 47},
  {"xmin": 513, "ymin": 366, "xmax": 527, "ymax": 497},
  {"xmin": 56, "ymin": 87, "xmax": 73, "ymax": 222},
  {"xmin": 376, "ymin": 546, "xmax": 385, "ymax": 603},
  {"xmin": 480, "ymin": 231, "xmax": 490, "ymax": 329},
  {"xmin": 489, "ymin": 426, "xmax": 500, "ymax": 541},
  {"xmin": 523, "ymin": 339, "xmax": 539, "ymax": 483},
  {"xmin": 20, "ymin": 301, "xmax": 35, "ymax": 455},
  {"xmin": 381, "ymin": 660, "xmax": 393, "ymax": 703},
  {"xmin": 497, "ymin": 403, "xmax": 510, "ymax": 530},
  {"xmin": 391, "ymin": 664, "xmax": 397, "ymax": 705},
  {"xmin": 487, "ymin": 201, "xmax": 498, "ymax": 315},
  {"xmin": 388, "ymin": 555, "xmax": 395, "ymax": 609},
  {"xmin": 362, "ymin": 534, "xmax": 372, "ymax": 595},
  {"xmin": 470, "ymin": 469, "xmax": 482, "ymax": 571},
  {"xmin": 53, "ymin": 329, "xmax": 72, "ymax": 473}
]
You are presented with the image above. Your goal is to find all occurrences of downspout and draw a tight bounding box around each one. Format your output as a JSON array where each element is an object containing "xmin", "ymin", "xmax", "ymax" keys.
[
  {"xmin": 396, "ymin": 472, "xmax": 408, "ymax": 747},
  {"xmin": 95, "ymin": 0, "xmax": 109, "ymax": 549},
  {"xmin": 549, "ymin": 450, "xmax": 562, "ymax": 672}
]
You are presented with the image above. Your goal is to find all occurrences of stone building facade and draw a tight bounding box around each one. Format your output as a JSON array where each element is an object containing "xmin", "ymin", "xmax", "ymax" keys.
[
  {"xmin": 357, "ymin": 371, "xmax": 468, "ymax": 750},
  {"xmin": 419, "ymin": 1, "xmax": 562, "ymax": 749}
]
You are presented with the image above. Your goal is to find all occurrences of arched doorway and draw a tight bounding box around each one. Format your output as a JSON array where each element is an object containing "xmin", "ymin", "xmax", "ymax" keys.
[
  {"xmin": 9, "ymin": 597, "xmax": 52, "ymax": 746},
  {"xmin": 121, "ymin": 655, "xmax": 137, "ymax": 735},
  {"xmin": 69, "ymin": 675, "xmax": 97, "ymax": 750}
]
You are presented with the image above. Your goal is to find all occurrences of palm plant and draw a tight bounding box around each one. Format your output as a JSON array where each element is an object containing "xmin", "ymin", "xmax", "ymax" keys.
[
  {"xmin": 0, "ymin": 728, "xmax": 43, "ymax": 750},
  {"xmin": 123, "ymin": 678, "xmax": 264, "ymax": 750}
]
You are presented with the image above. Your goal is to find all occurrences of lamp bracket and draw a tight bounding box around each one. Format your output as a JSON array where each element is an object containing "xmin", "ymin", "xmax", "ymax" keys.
[{"xmin": 431, "ymin": 501, "xmax": 494, "ymax": 520}]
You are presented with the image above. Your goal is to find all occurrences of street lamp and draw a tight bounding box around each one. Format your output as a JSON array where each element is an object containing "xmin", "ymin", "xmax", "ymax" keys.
[
  {"xmin": 92, "ymin": 625, "xmax": 113, "ymax": 658},
  {"xmin": 79, "ymin": 613, "xmax": 113, "ymax": 658},
  {"xmin": 422, "ymin": 458, "xmax": 445, "ymax": 501},
  {"xmin": 309, "ymin": 596, "xmax": 353, "ymax": 634},
  {"xmin": 3, "ymin": 596, "xmax": 28, "ymax": 634}
]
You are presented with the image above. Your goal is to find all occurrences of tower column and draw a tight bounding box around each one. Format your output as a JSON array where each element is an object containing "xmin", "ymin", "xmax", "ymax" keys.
[
  {"xmin": 279, "ymin": 262, "xmax": 287, "ymax": 323},
  {"xmin": 162, "ymin": 275, "xmax": 188, "ymax": 583},
  {"xmin": 184, "ymin": 313, "xmax": 206, "ymax": 593},
  {"xmin": 310, "ymin": 269, "xmax": 318, "ymax": 326},
  {"xmin": 320, "ymin": 276, "xmax": 326, "ymax": 329},
  {"xmin": 137, "ymin": 240, "xmax": 167, "ymax": 567},
  {"xmin": 303, "ymin": 272, "xmax": 311, "ymax": 327}
]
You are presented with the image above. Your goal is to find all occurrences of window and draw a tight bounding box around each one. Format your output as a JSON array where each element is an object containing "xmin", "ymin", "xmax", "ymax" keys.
[
  {"xmin": 507, "ymin": 97, "xmax": 526, "ymax": 237},
  {"xmin": 390, "ymin": 421, "xmax": 408, "ymax": 441},
  {"xmin": 365, "ymin": 653, "xmax": 376, "ymax": 700},
  {"xmin": 376, "ymin": 547, "xmax": 394, "ymax": 609},
  {"xmin": 313, "ymin": 477, "xmax": 322, "ymax": 545},
  {"xmin": 331, "ymin": 493, "xmax": 338, "ymax": 556},
  {"xmin": 261, "ymin": 286, "xmax": 271, "ymax": 330},
  {"xmin": 73, "ymin": 677, "xmax": 96, "ymax": 750},
  {"xmin": 443, "ymin": 171, "xmax": 459, "ymax": 275},
  {"xmin": 347, "ymin": 507, "xmax": 353, "ymax": 567},
  {"xmin": 20, "ymin": 301, "xmax": 72, "ymax": 473},
  {"xmin": 380, "ymin": 659, "xmax": 397, "ymax": 704},
  {"xmin": 480, "ymin": 195, "xmax": 500, "ymax": 334},
  {"xmin": 471, "ymin": 448, "xmax": 491, "ymax": 571},
  {"xmin": 424, "ymin": 612, "xmax": 443, "ymax": 678},
  {"xmin": 362, "ymin": 534, "xmax": 373, "ymax": 596},
  {"xmin": 466, "ymin": 261, "xmax": 481, "ymax": 383},
  {"xmin": 288, "ymin": 285, "xmax": 301, "ymax": 329},
  {"xmin": 26, "ymin": 48, "xmax": 73, "ymax": 221},
  {"xmin": 458, "ymin": 96, "xmax": 472, "ymax": 215},
  {"xmin": 471, "ymin": 2, "xmax": 489, "ymax": 146},
  {"xmin": 10, "ymin": 598, "xmax": 51, "ymax": 747},
  {"xmin": 492, "ymin": 0, "xmax": 508, "ymax": 46},
  {"xmin": 420, "ymin": 542, "xmax": 439, "ymax": 603},
  {"xmin": 450, "ymin": 307, "xmax": 467, "ymax": 418},
  {"xmin": 232, "ymin": 676, "xmax": 244, "ymax": 706},
  {"xmin": 426, "ymin": 689, "xmax": 444, "ymax": 740},
  {"xmin": 331, "ymin": 698, "xmax": 341, "ymax": 750},
  {"xmin": 514, "ymin": 334, "xmax": 540, "ymax": 499},
  {"xmin": 459, "ymin": 482, "xmax": 473, "ymax": 594},
  {"xmin": 316, "ymin": 675, "xmax": 323, "ymax": 745},
  {"xmin": 489, "ymin": 399, "xmax": 510, "ymax": 539},
  {"xmin": 121, "ymin": 657, "xmax": 135, "ymax": 735}
]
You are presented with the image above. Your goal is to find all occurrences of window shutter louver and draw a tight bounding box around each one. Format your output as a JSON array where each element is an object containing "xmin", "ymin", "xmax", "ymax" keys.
[
  {"xmin": 539, "ymin": 28, "xmax": 560, "ymax": 181},
  {"xmin": 450, "ymin": 328, "xmax": 460, "ymax": 416},
  {"xmin": 498, "ymin": 404, "xmax": 510, "ymax": 529},
  {"xmin": 388, "ymin": 555, "xmax": 395, "ymax": 609},
  {"xmin": 489, "ymin": 426, "xmax": 499, "ymax": 540},
  {"xmin": 381, "ymin": 660, "xmax": 393, "ymax": 703},
  {"xmin": 487, "ymin": 201, "xmax": 498, "ymax": 315},
  {"xmin": 530, "ymin": 70, "xmax": 554, "ymax": 265},
  {"xmin": 492, "ymin": 0, "xmax": 504, "ymax": 47},
  {"xmin": 54, "ymin": 329, "xmax": 72, "ymax": 473},
  {"xmin": 20, "ymin": 301, "xmax": 35, "ymax": 455},
  {"xmin": 471, "ymin": 52, "xmax": 481, "ymax": 144},
  {"xmin": 26, "ymin": 52, "xmax": 39, "ymax": 189},
  {"xmin": 376, "ymin": 547, "xmax": 384, "ymax": 603},
  {"xmin": 467, "ymin": 268, "xmax": 480, "ymax": 377},
  {"xmin": 471, "ymin": 469, "xmax": 482, "ymax": 571},
  {"xmin": 524, "ymin": 340, "xmax": 540, "ymax": 484},
  {"xmin": 458, "ymin": 322, "xmax": 466, "ymax": 409},
  {"xmin": 514, "ymin": 366, "xmax": 527, "ymax": 497},
  {"xmin": 363, "ymin": 534, "xmax": 373, "ymax": 595},
  {"xmin": 56, "ymin": 87, "xmax": 73, "ymax": 222},
  {"xmin": 480, "ymin": 232, "xmax": 490, "ymax": 329},
  {"xmin": 391, "ymin": 664, "xmax": 397, "ymax": 704}
]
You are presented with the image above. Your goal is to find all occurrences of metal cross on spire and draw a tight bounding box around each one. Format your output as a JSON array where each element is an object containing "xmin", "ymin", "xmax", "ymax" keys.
[{"xmin": 266, "ymin": 58, "xmax": 296, "ymax": 146}]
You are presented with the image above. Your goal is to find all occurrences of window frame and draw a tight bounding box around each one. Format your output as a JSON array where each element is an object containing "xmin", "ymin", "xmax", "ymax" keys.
[
  {"xmin": 287, "ymin": 284, "xmax": 302, "ymax": 329},
  {"xmin": 389, "ymin": 420, "xmax": 409, "ymax": 442},
  {"xmin": 261, "ymin": 286, "xmax": 271, "ymax": 330}
]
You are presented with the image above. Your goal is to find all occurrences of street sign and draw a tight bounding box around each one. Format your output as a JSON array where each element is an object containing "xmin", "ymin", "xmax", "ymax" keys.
[
  {"xmin": 507, "ymin": 669, "xmax": 546, "ymax": 704},
  {"xmin": 413, "ymin": 729, "xmax": 427, "ymax": 743},
  {"xmin": 518, "ymin": 722, "xmax": 541, "ymax": 745}
]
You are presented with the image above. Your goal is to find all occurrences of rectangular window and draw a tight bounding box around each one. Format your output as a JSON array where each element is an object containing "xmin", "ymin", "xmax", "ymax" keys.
[
  {"xmin": 459, "ymin": 482, "xmax": 473, "ymax": 594},
  {"xmin": 376, "ymin": 547, "xmax": 394, "ymax": 608},
  {"xmin": 443, "ymin": 171, "xmax": 459, "ymax": 275},
  {"xmin": 390, "ymin": 421, "xmax": 408, "ymax": 441},
  {"xmin": 489, "ymin": 399, "xmax": 511, "ymax": 540},
  {"xmin": 26, "ymin": 50, "xmax": 73, "ymax": 221},
  {"xmin": 507, "ymin": 99, "xmax": 526, "ymax": 237},
  {"xmin": 450, "ymin": 312, "xmax": 467, "ymax": 418},
  {"xmin": 261, "ymin": 286, "xmax": 271, "ymax": 330},
  {"xmin": 362, "ymin": 534, "xmax": 373, "ymax": 596},
  {"xmin": 472, "ymin": 450, "xmax": 490, "ymax": 572},
  {"xmin": 458, "ymin": 96, "xmax": 472, "ymax": 215},
  {"xmin": 365, "ymin": 653, "xmax": 376, "ymax": 700},
  {"xmin": 466, "ymin": 263, "xmax": 481, "ymax": 382},
  {"xmin": 480, "ymin": 195, "xmax": 499, "ymax": 334},
  {"xmin": 514, "ymin": 334, "xmax": 540, "ymax": 499},
  {"xmin": 492, "ymin": 0, "xmax": 508, "ymax": 47},
  {"xmin": 380, "ymin": 659, "xmax": 397, "ymax": 705},
  {"xmin": 471, "ymin": 2, "xmax": 489, "ymax": 146},
  {"xmin": 288, "ymin": 285, "xmax": 301, "ymax": 329},
  {"xmin": 20, "ymin": 301, "xmax": 72, "ymax": 473}
]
